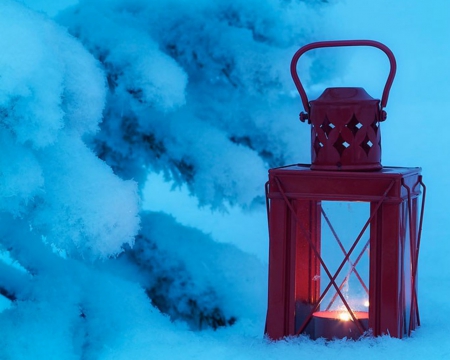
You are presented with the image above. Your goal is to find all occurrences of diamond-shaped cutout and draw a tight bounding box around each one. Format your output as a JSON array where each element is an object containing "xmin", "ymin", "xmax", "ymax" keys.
[
  {"xmin": 346, "ymin": 114, "xmax": 362, "ymax": 136},
  {"xmin": 320, "ymin": 116, "xmax": 335, "ymax": 139},
  {"xmin": 333, "ymin": 134, "xmax": 350, "ymax": 156},
  {"xmin": 360, "ymin": 134, "xmax": 373, "ymax": 156},
  {"xmin": 370, "ymin": 119, "xmax": 379, "ymax": 134},
  {"xmin": 314, "ymin": 135, "xmax": 323, "ymax": 155}
]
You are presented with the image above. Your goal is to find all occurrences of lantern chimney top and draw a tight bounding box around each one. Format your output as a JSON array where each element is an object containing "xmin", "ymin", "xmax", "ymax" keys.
[{"xmin": 291, "ymin": 40, "xmax": 397, "ymax": 171}]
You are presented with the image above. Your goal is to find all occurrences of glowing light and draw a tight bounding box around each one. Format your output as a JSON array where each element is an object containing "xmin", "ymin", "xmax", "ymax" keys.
[
  {"xmin": 364, "ymin": 300, "xmax": 370, "ymax": 307},
  {"xmin": 339, "ymin": 312, "xmax": 351, "ymax": 321}
]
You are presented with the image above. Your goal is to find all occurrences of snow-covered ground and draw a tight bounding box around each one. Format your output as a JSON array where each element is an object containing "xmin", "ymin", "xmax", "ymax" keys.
[{"xmin": 0, "ymin": 0, "xmax": 449, "ymax": 359}]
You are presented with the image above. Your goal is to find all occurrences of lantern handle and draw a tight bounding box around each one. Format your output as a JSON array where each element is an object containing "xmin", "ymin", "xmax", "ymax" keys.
[{"xmin": 290, "ymin": 40, "xmax": 397, "ymax": 120}]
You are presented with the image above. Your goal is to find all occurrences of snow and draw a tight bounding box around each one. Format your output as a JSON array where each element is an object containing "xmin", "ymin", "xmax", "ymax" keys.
[
  {"xmin": 143, "ymin": 172, "xmax": 269, "ymax": 262},
  {"xmin": 0, "ymin": 0, "xmax": 449, "ymax": 359}
]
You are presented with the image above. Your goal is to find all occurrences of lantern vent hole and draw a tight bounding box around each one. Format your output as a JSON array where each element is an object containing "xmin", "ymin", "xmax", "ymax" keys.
[
  {"xmin": 313, "ymin": 133, "xmax": 324, "ymax": 154},
  {"xmin": 320, "ymin": 116, "xmax": 335, "ymax": 139},
  {"xmin": 333, "ymin": 134, "xmax": 350, "ymax": 156},
  {"xmin": 360, "ymin": 135, "xmax": 373, "ymax": 156},
  {"xmin": 370, "ymin": 119, "xmax": 379, "ymax": 134},
  {"xmin": 346, "ymin": 114, "xmax": 362, "ymax": 136}
]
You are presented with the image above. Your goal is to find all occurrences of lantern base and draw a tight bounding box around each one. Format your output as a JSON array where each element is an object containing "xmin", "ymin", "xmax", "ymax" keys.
[{"xmin": 312, "ymin": 311, "xmax": 369, "ymax": 340}]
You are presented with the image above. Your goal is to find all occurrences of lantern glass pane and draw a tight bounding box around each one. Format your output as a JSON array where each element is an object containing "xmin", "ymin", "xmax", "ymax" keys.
[{"xmin": 320, "ymin": 201, "xmax": 370, "ymax": 313}]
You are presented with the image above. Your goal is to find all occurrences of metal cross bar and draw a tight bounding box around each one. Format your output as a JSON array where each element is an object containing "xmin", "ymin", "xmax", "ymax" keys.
[{"xmin": 325, "ymin": 238, "xmax": 370, "ymax": 311}]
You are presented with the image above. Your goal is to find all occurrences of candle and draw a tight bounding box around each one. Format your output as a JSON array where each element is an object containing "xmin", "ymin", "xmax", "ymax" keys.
[{"xmin": 312, "ymin": 310, "xmax": 369, "ymax": 340}]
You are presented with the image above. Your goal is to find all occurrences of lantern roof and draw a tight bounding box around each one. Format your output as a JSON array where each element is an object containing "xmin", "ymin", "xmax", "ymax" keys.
[{"xmin": 311, "ymin": 87, "xmax": 379, "ymax": 105}]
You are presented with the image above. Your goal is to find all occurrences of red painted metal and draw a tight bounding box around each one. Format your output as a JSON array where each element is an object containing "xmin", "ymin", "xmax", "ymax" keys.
[
  {"xmin": 265, "ymin": 40, "xmax": 425, "ymax": 341},
  {"xmin": 265, "ymin": 165, "xmax": 425, "ymax": 340},
  {"xmin": 290, "ymin": 40, "xmax": 397, "ymax": 171}
]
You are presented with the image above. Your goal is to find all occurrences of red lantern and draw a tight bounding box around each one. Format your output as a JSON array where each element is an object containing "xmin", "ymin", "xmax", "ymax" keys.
[{"xmin": 265, "ymin": 40, "xmax": 426, "ymax": 340}]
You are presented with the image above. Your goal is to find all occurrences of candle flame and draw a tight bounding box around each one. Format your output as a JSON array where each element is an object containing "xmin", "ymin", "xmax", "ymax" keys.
[{"xmin": 339, "ymin": 312, "xmax": 351, "ymax": 322}]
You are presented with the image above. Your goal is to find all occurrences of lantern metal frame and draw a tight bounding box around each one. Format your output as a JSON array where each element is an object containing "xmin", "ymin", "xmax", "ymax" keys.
[{"xmin": 265, "ymin": 165, "xmax": 426, "ymax": 340}]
